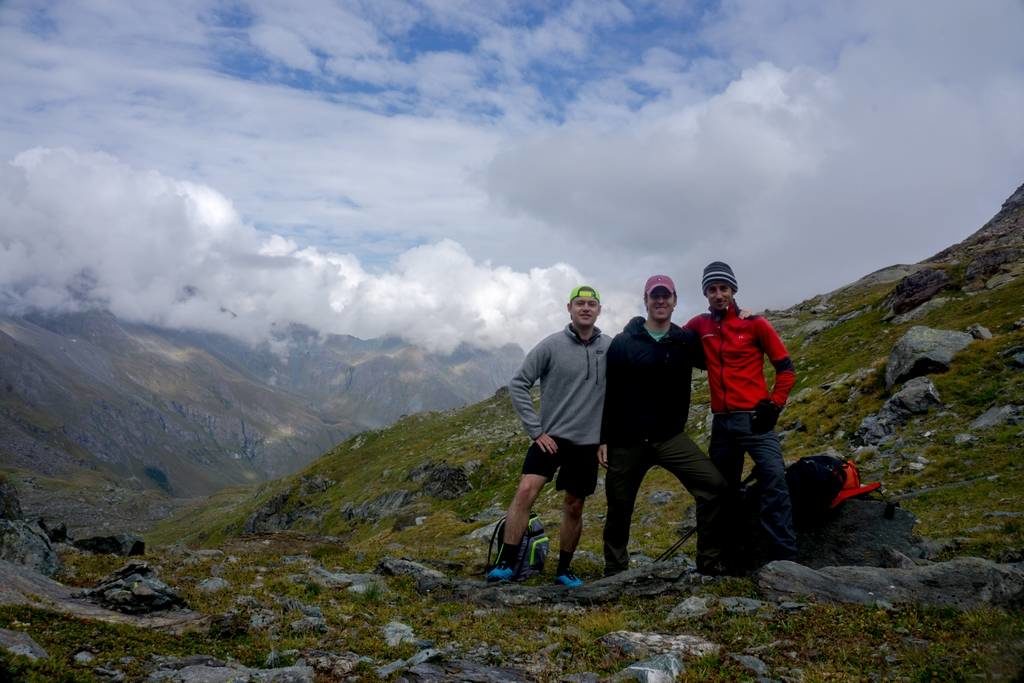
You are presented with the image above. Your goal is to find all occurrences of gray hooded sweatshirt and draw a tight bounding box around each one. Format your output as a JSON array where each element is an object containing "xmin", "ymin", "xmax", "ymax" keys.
[{"xmin": 509, "ymin": 324, "xmax": 610, "ymax": 445}]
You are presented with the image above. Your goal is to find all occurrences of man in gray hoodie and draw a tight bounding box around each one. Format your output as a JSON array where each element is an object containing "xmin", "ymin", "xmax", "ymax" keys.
[{"xmin": 488, "ymin": 285, "xmax": 610, "ymax": 587}]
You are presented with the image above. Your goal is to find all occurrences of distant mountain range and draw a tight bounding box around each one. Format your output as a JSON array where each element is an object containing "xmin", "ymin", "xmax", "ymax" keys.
[{"xmin": 0, "ymin": 312, "xmax": 523, "ymax": 498}]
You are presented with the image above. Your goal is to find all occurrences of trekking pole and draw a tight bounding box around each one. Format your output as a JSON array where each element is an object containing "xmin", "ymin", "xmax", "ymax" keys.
[
  {"xmin": 655, "ymin": 470, "xmax": 758, "ymax": 563},
  {"xmin": 654, "ymin": 524, "xmax": 697, "ymax": 562}
]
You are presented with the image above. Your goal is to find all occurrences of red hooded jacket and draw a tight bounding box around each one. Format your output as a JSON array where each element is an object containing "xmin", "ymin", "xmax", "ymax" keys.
[{"xmin": 686, "ymin": 302, "xmax": 796, "ymax": 413}]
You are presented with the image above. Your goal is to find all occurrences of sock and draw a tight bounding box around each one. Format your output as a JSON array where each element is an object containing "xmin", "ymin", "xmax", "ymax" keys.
[
  {"xmin": 498, "ymin": 537, "xmax": 521, "ymax": 566},
  {"xmin": 556, "ymin": 550, "xmax": 573, "ymax": 575}
]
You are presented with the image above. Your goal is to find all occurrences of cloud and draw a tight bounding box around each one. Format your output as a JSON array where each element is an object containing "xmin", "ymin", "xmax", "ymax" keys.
[
  {"xmin": 0, "ymin": 148, "xmax": 586, "ymax": 353},
  {"xmin": 1, "ymin": 0, "xmax": 1023, "ymax": 337}
]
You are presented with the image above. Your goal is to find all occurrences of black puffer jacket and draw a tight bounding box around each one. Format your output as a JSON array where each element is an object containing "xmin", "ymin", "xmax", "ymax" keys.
[{"xmin": 600, "ymin": 316, "xmax": 705, "ymax": 446}]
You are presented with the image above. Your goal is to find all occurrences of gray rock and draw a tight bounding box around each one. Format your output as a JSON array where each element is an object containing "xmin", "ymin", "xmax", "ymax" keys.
[
  {"xmin": 965, "ymin": 248, "xmax": 1023, "ymax": 286},
  {"xmin": 37, "ymin": 519, "xmax": 68, "ymax": 543},
  {"xmin": 73, "ymin": 534, "xmax": 145, "ymax": 557},
  {"xmin": 799, "ymin": 319, "xmax": 834, "ymax": 337},
  {"xmin": 647, "ymin": 491, "xmax": 674, "ymax": 505},
  {"xmin": 889, "ymin": 297, "xmax": 950, "ymax": 325},
  {"xmin": 967, "ymin": 324, "xmax": 992, "ymax": 340},
  {"xmin": 885, "ymin": 326, "xmax": 973, "ymax": 390},
  {"xmin": 719, "ymin": 596, "xmax": 766, "ymax": 614},
  {"xmin": 954, "ymin": 433, "xmax": 976, "ymax": 445},
  {"xmin": 794, "ymin": 500, "xmax": 920, "ymax": 569},
  {"xmin": 400, "ymin": 659, "xmax": 533, "ymax": 681},
  {"xmin": 665, "ymin": 595, "xmax": 712, "ymax": 621},
  {"xmin": 855, "ymin": 377, "xmax": 942, "ymax": 446},
  {"xmin": 384, "ymin": 620, "xmax": 416, "ymax": 647},
  {"xmin": 0, "ymin": 478, "xmax": 23, "ymax": 520},
  {"xmin": 74, "ymin": 649, "xmax": 96, "ymax": 664},
  {"xmin": 757, "ymin": 557, "xmax": 1024, "ymax": 609},
  {"xmin": 466, "ymin": 519, "xmax": 501, "ymax": 541},
  {"xmin": 197, "ymin": 577, "xmax": 230, "ymax": 593},
  {"xmin": 305, "ymin": 565, "xmax": 354, "ymax": 589},
  {"xmin": 289, "ymin": 616, "xmax": 327, "ymax": 634},
  {"xmin": 340, "ymin": 489, "xmax": 418, "ymax": 523},
  {"xmin": 408, "ymin": 462, "xmax": 473, "ymax": 500},
  {"xmin": 470, "ymin": 504, "xmax": 505, "ymax": 522},
  {"xmin": 887, "ymin": 377, "xmax": 943, "ymax": 416},
  {"xmin": 147, "ymin": 654, "xmax": 315, "ymax": 681},
  {"xmin": 970, "ymin": 405, "xmax": 1024, "ymax": 430},
  {"xmin": 730, "ymin": 654, "xmax": 769, "ymax": 676},
  {"xmin": 0, "ymin": 519, "xmax": 60, "ymax": 576},
  {"xmin": 77, "ymin": 561, "xmax": 187, "ymax": 614},
  {"xmin": 598, "ymin": 631, "xmax": 720, "ymax": 659},
  {"xmin": 376, "ymin": 557, "xmax": 450, "ymax": 593},
  {"xmin": 377, "ymin": 647, "xmax": 444, "ymax": 677},
  {"xmin": 885, "ymin": 268, "xmax": 950, "ymax": 314},
  {"xmin": 244, "ymin": 492, "xmax": 310, "ymax": 533},
  {"xmin": 299, "ymin": 474, "xmax": 335, "ymax": 495},
  {"xmin": 0, "ymin": 627, "xmax": 48, "ymax": 660},
  {"xmin": 621, "ymin": 653, "xmax": 684, "ymax": 682},
  {"xmin": 300, "ymin": 650, "xmax": 367, "ymax": 678}
]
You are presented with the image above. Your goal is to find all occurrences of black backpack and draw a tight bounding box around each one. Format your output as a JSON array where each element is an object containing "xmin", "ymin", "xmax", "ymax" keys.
[
  {"xmin": 785, "ymin": 454, "xmax": 846, "ymax": 529},
  {"xmin": 485, "ymin": 514, "xmax": 549, "ymax": 581}
]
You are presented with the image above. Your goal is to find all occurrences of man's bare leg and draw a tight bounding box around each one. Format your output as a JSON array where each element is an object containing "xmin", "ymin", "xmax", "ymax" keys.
[{"xmin": 502, "ymin": 473, "xmax": 547, "ymax": 546}]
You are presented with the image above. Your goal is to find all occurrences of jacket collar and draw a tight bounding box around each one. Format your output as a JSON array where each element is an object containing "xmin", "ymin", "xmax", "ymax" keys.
[
  {"xmin": 565, "ymin": 323, "xmax": 602, "ymax": 344},
  {"xmin": 709, "ymin": 301, "xmax": 740, "ymax": 322}
]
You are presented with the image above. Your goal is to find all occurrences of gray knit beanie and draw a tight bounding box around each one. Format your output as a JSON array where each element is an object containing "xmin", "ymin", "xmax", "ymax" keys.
[{"xmin": 701, "ymin": 261, "xmax": 738, "ymax": 293}]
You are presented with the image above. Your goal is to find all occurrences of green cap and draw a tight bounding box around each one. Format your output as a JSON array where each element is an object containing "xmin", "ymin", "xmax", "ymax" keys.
[{"xmin": 569, "ymin": 285, "xmax": 600, "ymax": 303}]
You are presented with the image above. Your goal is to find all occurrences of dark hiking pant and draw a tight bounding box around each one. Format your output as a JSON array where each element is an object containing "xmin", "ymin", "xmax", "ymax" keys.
[
  {"xmin": 710, "ymin": 412, "xmax": 798, "ymax": 560},
  {"xmin": 603, "ymin": 430, "xmax": 728, "ymax": 574}
]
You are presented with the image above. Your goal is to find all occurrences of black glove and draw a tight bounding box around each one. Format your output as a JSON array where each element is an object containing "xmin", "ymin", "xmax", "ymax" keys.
[{"xmin": 752, "ymin": 399, "xmax": 780, "ymax": 433}]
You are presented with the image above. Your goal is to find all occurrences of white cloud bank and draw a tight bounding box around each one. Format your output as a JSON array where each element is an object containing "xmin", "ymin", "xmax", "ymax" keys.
[{"xmin": 0, "ymin": 148, "xmax": 584, "ymax": 353}]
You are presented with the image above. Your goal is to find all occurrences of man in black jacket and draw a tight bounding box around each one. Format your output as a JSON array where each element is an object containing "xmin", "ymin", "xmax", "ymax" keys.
[{"xmin": 599, "ymin": 275, "xmax": 730, "ymax": 576}]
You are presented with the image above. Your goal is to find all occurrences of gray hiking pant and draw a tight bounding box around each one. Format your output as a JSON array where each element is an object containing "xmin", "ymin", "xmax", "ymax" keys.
[
  {"xmin": 710, "ymin": 412, "xmax": 798, "ymax": 559},
  {"xmin": 603, "ymin": 430, "xmax": 729, "ymax": 574}
]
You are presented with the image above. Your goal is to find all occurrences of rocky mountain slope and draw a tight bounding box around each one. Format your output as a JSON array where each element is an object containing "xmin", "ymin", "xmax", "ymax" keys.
[
  {"xmin": 0, "ymin": 311, "xmax": 522, "ymax": 528},
  {"xmin": 1, "ymin": 182, "xmax": 1022, "ymax": 681}
]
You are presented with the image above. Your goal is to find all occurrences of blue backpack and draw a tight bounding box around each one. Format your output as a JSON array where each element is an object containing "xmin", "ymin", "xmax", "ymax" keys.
[{"xmin": 486, "ymin": 514, "xmax": 549, "ymax": 581}]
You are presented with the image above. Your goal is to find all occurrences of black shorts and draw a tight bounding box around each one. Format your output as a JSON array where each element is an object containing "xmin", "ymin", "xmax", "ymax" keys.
[{"xmin": 521, "ymin": 437, "xmax": 599, "ymax": 498}]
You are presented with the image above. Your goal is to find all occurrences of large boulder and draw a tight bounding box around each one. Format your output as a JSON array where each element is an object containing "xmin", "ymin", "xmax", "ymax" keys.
[
  {"xmin": 885, "ymin": 326, "xmax": 973, "ymax": 390},
  {"xmin": 408, "ymin": 462, "xmax": 473, "ymax": 500},
  {"xmin": 78, "ymin": 561, "xmax": 187, "ymax": 614},
  {"xmin": 340, "ymin": 490, "xmax": 417, "ymax": 522},
  {"xmin": 73, "ymin": 533, "xmax": 145, "ymax": 556},
  {"xmin": 757, "ymin": 557, "xmax": 1024, "ymax": 609},
  {"xmin": 376, "ymin": 557, "xmax": 450, "ymax": 593},
  {"xmin": 147, "ymin": 655, "xmax": 314, "ymax": 682},
  {"xmin": 0, "ymin": 520, "xmax": 60, "ymax": 577},
  {"xmin": 0, "ymin": 478, "xmax": 23, "ymax": 521},
  {"xmin": 244, "ymin": 491, "xmax": 325, "ymax": 533},
  {"xmin": 854, "ymin": 377, "xmax": 942, "ymax": 445},
  {"xmin": 885, "ymin": 268, "xmax": 951, "ymax": 314}
]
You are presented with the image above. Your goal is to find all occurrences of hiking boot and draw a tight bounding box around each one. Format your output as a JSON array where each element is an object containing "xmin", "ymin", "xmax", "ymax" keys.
[
  {"xmin": 554, "ymin": 571, "xmax": 583, "ymax": 588},
  {"xmin": 486, "ymin": 564, "xmax": 514, "ymax": 583}
]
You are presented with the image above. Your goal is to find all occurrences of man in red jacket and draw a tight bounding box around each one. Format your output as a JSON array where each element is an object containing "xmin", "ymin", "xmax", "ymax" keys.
[{"xmin": 686, "ymin": 261, "xmax": 798, "ymax": 562}]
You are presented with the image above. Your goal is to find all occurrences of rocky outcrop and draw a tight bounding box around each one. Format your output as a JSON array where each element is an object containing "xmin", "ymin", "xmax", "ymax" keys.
[
  {"xmin": 77, "ymin": 561, "xmax": 187, "ymax": 614},
  {"xmin": 73, "ymin": 533, "xmax": 145, "ymax": 556},
  {"xmin": 0, "ymin": 628, "xmax": 48, "ymax": 661},
  {"xmin": 0, "ymin": 520, "xmax": 59, "ymax": 577},
  {"xmin": 884, "ymin": 326, "xmax": 973, "ymax": 390},
  {"xmin": 969, "ymin": 405, "xmax": 1024, "ymax": 430},
  {"xmin": 340, "ymin": 490, "xmax": 417, "ymax": 522},
  {"xmin": 598, "ymin": 631, "xmax": 720, "ymax": 659},
  {"xmin": 756, "ymin": 557, "xmax": 1024, "ymax": 609},
  {"xmin": 793, "ymin": 500, "xmax": 922, "ymax": 568},
  {"xmin": 244, "ymin": 490, "xmax": 326, "ymax": 533},
  {"xmin": 855, "ymin": 377, "xmax": 942, "ymax": 445},
  {"xmin": 376, "ymin": 557, "xmax": 450, "ymax": 593},
  {"xmin": 0, "ymin": 478, "xmax": 22, "ymax": 521},
  {"xmin": 147, "ymin": 655, "xmax": 314, "ymax": 682},
  {"xmin": 408, "ymin": 461, "xmax": 473, "ymax": 499},
  {"xmin": 884, "ymin": 268, "xmax": 950, "ymax": 314}
]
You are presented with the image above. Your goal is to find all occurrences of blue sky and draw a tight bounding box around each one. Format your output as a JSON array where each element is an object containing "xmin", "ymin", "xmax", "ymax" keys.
[{"xmin": 1, "ymin": 1, "xmax": 1024, "ymax": 352}]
